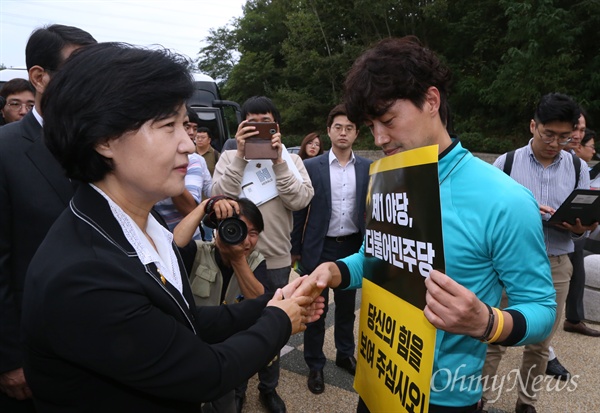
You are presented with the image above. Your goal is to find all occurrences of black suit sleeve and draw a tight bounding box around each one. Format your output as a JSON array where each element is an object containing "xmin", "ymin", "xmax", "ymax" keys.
[
  {"xmin": 26, "ymin": 258, "xmax": 291, "ymax": 403},
  {"xmin": 0, "ymin": 153, "xmax": 22, "ymax": 373},
  {"xmin": 291, "ymin": 207, "xmax": 309, "ymax": 256}
]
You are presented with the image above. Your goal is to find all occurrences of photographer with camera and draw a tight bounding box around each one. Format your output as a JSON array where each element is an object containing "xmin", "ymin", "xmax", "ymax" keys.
[
  {"xmin": 174, "ymin": 195, "xmax": 270, "ymax": 413},
  {"xmin": 174, "ymin": 195, "xmax": 268, "ymax": 306}
]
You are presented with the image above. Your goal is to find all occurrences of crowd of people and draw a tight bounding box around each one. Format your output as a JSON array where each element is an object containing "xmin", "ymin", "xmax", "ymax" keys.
[{"xmin": 0, "ymin": 23, "xmax": 599, "ymax": 413}]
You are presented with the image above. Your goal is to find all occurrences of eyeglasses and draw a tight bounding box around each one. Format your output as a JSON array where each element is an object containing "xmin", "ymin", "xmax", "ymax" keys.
[
  {"xmin": 308, "ymin": 141, "xmax": 320, "ymax": 148},
  {"xmin": 332, "ymin": 124, "xmax": 356, "ymax": 133},
  {"xmin": 583, "ymin": 143, "xmax": 596, "ymax": 149},
  {"xmin": 6, "ymin": 101, "xmax": 34, "ymax": 112},
  {"xmin": 535, "ymin": 124, "xmax": 572, "ymax": 146}
]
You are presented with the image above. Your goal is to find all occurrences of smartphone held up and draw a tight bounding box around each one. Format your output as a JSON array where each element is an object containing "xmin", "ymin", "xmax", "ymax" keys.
[{"xmin": 244, "ymin": 122, "xmax": 279, "ymax": 160}]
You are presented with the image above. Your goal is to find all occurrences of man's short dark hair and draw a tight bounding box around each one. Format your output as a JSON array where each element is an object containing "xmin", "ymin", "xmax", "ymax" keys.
[
  {"xmin": 197, "ymin": 126, "xmax": 213, "ymax": 139},
  {"xmin": 0, "ymin": 78, "xmax": 35, "ymax": 98},
  {"xmin": 41, "ymin": 42, "xmax": 194, "ymax": 183},
  {"xmin": 534, "ymin": 93, "xmax": 580, "ymax": 126},
  {"xmin": 326, "ymin": 104, "xmax": 355, "ymax": 128},
  {"xmin": 186, "ymin": 107, "xmax": 201, "ymax": 125},
  {"xmin": 237, "ymin": 198, "xmax": 264, "ymax": 233},
  {"xmin": 26, "ymin": 24, "xmax": 97, "ymax": 71},
  {"xmin": 241, "ymin": 96, "xmax": 281, "ymax": 124},
  {"xmin": 343, "ymin": 36, "xmax": 452, "ymax": 126}
]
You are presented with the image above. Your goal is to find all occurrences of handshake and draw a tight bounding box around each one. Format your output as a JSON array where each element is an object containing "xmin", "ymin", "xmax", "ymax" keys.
[{"xmin": 266, "ymin": 263, "xmax": 341, "ymax": 335}]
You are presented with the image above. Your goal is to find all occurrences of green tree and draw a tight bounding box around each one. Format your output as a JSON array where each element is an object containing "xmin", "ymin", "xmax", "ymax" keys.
[
  {"xmin": 196, "ymin": 24, "xmax": 240, "ymax": 87},
  {"xmin": 197, "ymin": 0, "xmax": 600, "ymax": 151}
]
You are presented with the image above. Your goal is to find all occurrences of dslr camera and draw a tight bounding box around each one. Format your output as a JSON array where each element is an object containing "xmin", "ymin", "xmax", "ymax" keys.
[{"xmin": 202, "ymin": 197, "xmax": 248, "ymax": 245}]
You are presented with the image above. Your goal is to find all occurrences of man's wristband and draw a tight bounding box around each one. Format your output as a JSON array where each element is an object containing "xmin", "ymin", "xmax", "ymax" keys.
[{"xmin": 472, "ymin": 302, "xmax": 495, "ymax": 342}]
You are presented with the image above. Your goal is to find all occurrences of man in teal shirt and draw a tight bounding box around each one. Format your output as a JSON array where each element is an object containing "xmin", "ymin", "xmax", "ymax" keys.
[{"xmin": 298, "ymin": 36, "xmax": 556, "ymax": 413}]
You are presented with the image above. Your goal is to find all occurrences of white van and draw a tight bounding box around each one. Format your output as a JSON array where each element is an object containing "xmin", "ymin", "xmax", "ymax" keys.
[{"xmin": 0, "ymin": 68, "xmax": 29, "ymax": 88}]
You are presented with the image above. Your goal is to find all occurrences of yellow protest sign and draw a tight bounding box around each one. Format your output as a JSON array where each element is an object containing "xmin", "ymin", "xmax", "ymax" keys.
[{"xmin": 355, "ymin": 145, "xmax": 442, "ymax": 413}]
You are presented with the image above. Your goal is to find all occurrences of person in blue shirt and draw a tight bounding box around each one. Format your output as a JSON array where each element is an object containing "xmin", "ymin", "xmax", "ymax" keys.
[
  {"xmin": 485, "ymin": 93, "xmax": 598, "ymax": 413},
  {"xmin": 294, "ymin": 36, "xmax": 556, "ymax": 413}
]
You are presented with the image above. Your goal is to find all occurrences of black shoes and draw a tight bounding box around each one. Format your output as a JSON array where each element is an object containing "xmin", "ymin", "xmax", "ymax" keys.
[
  {"xmin": 307, "ymin": 369, "xmax": 325, "ymax": 394},
  {"xmin": 259, "ymin": 389, "xmax": 286, "ymax": 413},
  {"xmin": 545, "ymin": 357, "xmax": 571, "ymax": 381},
  {"xmin": 515, "ymin": 400, "xmax": 537, "ymax": 413},
  {"xmin": 335, "ymin": 355, "xmax": 357, "ymax": 375}
]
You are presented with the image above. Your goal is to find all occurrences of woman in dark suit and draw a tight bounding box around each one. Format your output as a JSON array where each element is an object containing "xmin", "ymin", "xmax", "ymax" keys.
[{"xmin": 21, "ymin": 43, "xmax": 322, "ymax": 413}]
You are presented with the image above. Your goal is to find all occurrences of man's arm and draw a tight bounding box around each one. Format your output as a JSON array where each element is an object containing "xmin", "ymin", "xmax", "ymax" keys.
[
  {"xmin": 171, "ymin": 155, "xmax": 207, "ymax": 216},
  {"xmin": 0, "ymin": 151, "xmax": 31, "ymax": 399},
  {"xmin": 171, "ymin": 189, "xmax": 197, "ymax": 217},
  {"xmin": 230, "ymin": 255, "xmax": 266, "ymax": 299},
  {"xmin": 212, "ymin": 151, "xmax": 246, "ymax": 197},
  {"xmin": 273, "ymin": 154, "xmax": 314, "ymax": 211},
  {"xmin": 291, "ymin": 207, "xmax": 309, "ymax": 265}
]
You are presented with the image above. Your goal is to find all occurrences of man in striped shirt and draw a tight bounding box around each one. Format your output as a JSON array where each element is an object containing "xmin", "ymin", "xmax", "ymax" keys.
[{"xmin": 483, "ymin": 93, "xmax": 598, "ymax": 413}]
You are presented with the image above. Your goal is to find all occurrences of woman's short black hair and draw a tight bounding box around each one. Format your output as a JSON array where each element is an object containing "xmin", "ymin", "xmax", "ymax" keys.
[
  {"xmin": 42, "ymin": 42, "xmax": 194, "ymax": 183},
  {"xmin": 237, "ymin": 198, "xmax": 264, "ymax": 233}
]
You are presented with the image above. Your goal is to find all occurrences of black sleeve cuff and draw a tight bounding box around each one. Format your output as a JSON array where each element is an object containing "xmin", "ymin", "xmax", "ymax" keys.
[
  {"xmin": 335, "ymin": 260, "xmax": 351, "ymax": 290},
  {"xmin": 495, "ymin": 309, "xmax": 526, "ymax": 346}
]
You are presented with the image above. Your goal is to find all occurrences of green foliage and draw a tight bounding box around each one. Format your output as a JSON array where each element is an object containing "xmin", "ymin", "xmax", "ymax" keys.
[
  {"xmin": 196, "ymin": 25, "xmax": 240, "ymax": 87},
  {"xmin": 196, "ymin": 0, "xmax": 600, "ymax": 148},
  {"xmin": 459, "ymin": 132, "xmax": 521, "ymax": 154}
]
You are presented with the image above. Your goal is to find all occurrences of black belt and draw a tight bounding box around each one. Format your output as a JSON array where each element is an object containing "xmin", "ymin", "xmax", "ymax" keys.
[{"xmin": 325, "ymin": 232, "xmax": 361, "ymax": 243}]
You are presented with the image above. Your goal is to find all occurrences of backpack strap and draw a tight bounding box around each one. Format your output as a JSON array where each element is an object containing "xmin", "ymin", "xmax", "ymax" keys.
[
  {"xmin": 503, "ymin": 149, "xmax": 580, "ymax": 189},
  {"xmin": 503, "ymin": 150, "xmax": 516, "ymax": 176},
  {"xmin": 570, "ymin": 151, "xmax": 581, "ymax": 190}
]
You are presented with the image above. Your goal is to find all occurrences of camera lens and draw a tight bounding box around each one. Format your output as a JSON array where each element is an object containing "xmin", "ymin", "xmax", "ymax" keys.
[
  {"xmin": 269, "ymin": 128, "xmax": 277, "ymax": 134},
  {"xmin": 218, "ymin": 217, "xmax": 248, "ymax": 245}
]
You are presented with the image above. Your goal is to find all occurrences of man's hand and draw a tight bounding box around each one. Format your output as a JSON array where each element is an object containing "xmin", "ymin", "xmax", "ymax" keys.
[
  {"xmin": 424, "ymin": 270, "xmax": 490, "ymax": 337},
  {"xmin": 270, "ymin": 132, "xmax": 284, "ymax": 164},
  {"xmin": 216, "ymin": 236, "xmax": 246, "ymax": 264},
  {"xmin": 0, "ymin": 368, "xmax": 32, "ymax": 400},
  {"xmin": 234, "ymin": 120, "xmax": 259, "ymax": 159},
  {"xmin": 558, "ymin": 218, "xmax": 599, "ymax": 235},
  {"xmin": 539, "ymin": 204, "xmax": 555, "ymax": 217},
  {"xmin": 288, "ymin": 263, "xmax": 338, "ymax": 300}
]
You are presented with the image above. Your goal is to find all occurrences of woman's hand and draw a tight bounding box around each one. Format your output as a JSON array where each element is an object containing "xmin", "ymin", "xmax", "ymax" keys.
[{"xmin": 267, "ymin": 289, "xmax": 324, "ymax": 334}]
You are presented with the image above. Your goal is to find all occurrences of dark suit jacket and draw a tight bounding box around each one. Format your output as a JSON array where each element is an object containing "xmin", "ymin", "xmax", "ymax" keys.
[
  {"xmin": 22, "ymin": 183, "xmax": 291, "ymax": 412},
  {"xmin": 0, "ymin": 111, "xmax": 74, "ymax": 374},
  {"xmin": 291, "ymin": 151, "xmax": 372, "ymax": 273}
]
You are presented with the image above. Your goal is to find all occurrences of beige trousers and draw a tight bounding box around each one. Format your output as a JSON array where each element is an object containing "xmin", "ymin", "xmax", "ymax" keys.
[{"xmin": 482, "ymin": 254, "xmax": 571, "ymax": 406}]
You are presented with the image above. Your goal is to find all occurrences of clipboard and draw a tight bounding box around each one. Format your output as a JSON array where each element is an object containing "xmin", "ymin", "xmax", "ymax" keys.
[
  {"xmin": 548, "ymin": 189, "xmax": 600, "ymax": 226},
  {"xmin": 240, "ymin": 144, "xmax": 303, "ymax": 206}
]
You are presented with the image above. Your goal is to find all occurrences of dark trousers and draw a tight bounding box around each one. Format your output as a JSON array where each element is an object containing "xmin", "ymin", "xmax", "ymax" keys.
[
  {"xmin": 356, "ymin": 396, "xmax": 482, "ymax": 413},
  {"xmin": 237, "ymin": 266, "xmax": 290, "ymax": 395},
  {"xmin": 0, "ymin": 393, "xmax": 36, "ymax": 413},
  {"xmin": 566, "ymin": 238, "xmax": 586, "ymax": 323},
  {"xmin": 303, "ymin": 233, "xmax": 362, "ymax": 370}
]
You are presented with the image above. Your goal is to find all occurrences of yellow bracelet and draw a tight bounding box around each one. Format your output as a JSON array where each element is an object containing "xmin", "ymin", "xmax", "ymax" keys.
[{"xmin": 486, "ymin": 308, "xmax": 504, "ymax": 343}]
